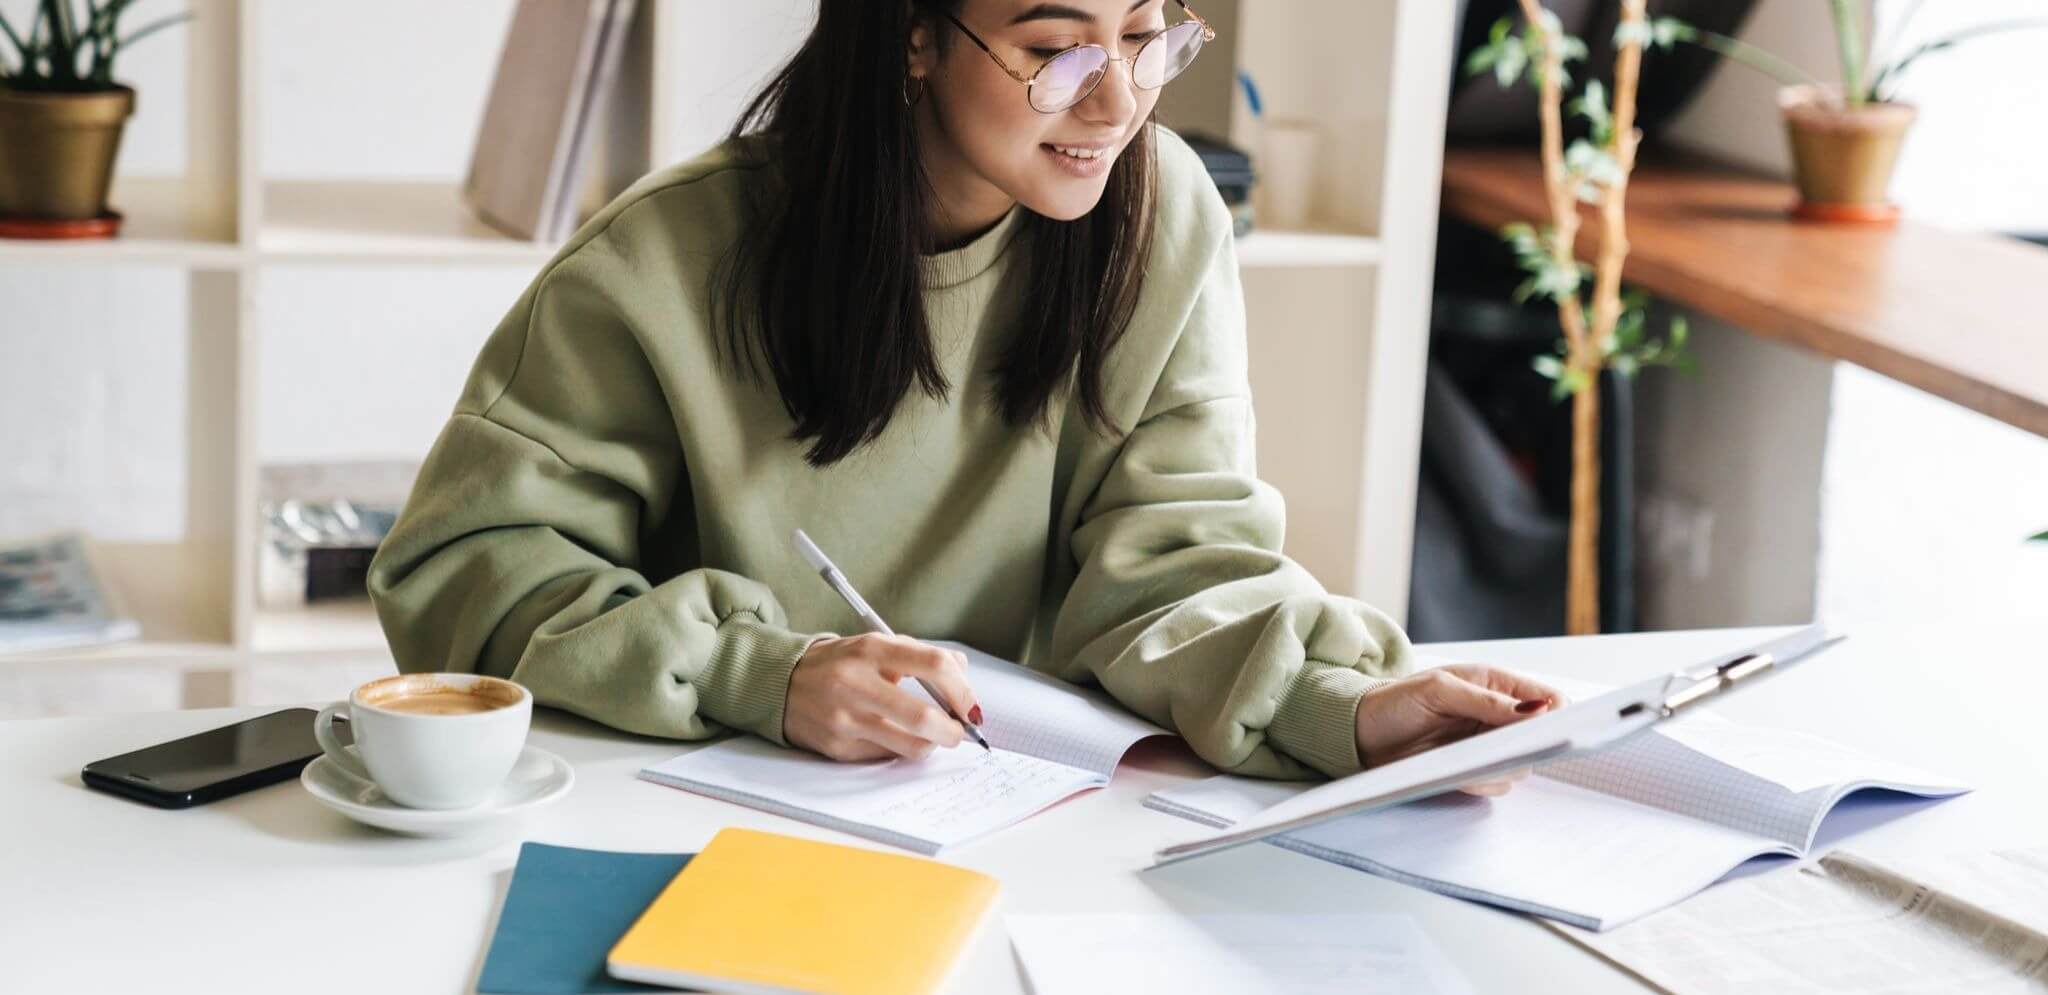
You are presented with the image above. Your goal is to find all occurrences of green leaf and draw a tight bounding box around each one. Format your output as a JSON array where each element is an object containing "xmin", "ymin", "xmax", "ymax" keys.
[
  {"xmin": 1552, "ymin": 367, "xmax": 1592, "ymax": 402},
  {"xmin": 1571, "ymin": 79, "xmax": 1613, "ymax": 146},
  {"xmin": 1652, "ymin": 17, "xmax": 1696, "ymax": 49},
  {"xmin": 1622, "ymin": 16, "xmax": 1696, "ymax": 50},
  {"xmin": 2031, "ymin": 529, "xmax": 2048, "ymax": 543},
  {"xmin": 1463, "ymin": 18, "xmax": 1511, "ymax": 78},
  {"xmin": 1565, "ymin": 138, "xmax": 1621, "ymax": 201},
  {"xmin": 1612, "ymin": 307, "xmax": 1646, "ymax": 351},
  {"xmin": 0, "ymin": 10, "xmax": 26, "ymax": 63},
  {"xmin": 1495, "ymin": 42, "xmax": 1527, "ymax": 88},
  {"xmin": 1531, "ymin": 354, "xmax": 1565, "ymax": 380}
]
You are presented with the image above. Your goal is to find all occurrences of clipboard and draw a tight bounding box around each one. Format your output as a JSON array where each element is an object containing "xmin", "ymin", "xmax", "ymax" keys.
[{"xmin": 1148, "ymin": 623, "xmax": 1844, "ymax": 869}]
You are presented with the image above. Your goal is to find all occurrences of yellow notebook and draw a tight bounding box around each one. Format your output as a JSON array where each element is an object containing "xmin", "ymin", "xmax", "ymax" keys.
[{"xmin": 606, "ymin": 827, "xmax": 999, "ymax": 995}]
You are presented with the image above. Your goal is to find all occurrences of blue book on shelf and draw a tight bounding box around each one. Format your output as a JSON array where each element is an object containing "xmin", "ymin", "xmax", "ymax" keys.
[{"xmin": 477, "ymin": 842, "xmax": 694, "ymax": 994}]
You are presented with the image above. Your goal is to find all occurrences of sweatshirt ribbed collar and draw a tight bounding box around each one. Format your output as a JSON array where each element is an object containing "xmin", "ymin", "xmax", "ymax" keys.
[{"xmin": 920, "ymin": 205, "xmax": 1026, "ymax": 291}]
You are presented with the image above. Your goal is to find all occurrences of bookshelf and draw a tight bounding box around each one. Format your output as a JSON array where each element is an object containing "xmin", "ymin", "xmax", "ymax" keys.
[{"xmin": 1, "ymin": 0, "xmax": 1455, "ymax": 710}]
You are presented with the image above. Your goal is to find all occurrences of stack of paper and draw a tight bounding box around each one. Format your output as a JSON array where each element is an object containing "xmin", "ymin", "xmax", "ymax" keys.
[{"xmin": 0, "ymin": 532, "xmax": 139, "ymax": 654}]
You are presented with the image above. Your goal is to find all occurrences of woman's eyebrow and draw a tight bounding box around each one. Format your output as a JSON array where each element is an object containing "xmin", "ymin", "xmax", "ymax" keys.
[{"xmin": 1007, "ymin": 0, "xmax": 1151, "ymax": 26}]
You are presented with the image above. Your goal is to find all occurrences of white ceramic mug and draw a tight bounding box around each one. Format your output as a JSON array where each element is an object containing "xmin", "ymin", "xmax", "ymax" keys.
[{"xmin": 314, "ymin": 673, "xmax": 532, "ymax": 810}]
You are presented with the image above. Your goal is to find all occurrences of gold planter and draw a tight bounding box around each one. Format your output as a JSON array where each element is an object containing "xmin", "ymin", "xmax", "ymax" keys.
[
  {"xmin": 0, "ymin": 84, "xmax": 137, "ymax": 221},
  {"xmin": 1779, "ymin": 85, "xmax": 1916, "ymax": 223}
]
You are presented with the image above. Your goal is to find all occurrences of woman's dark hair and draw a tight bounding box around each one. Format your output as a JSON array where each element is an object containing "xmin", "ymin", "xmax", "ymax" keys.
[{"xmin": 718, "ymin": 0, "xmax": 1158, "ymax": 466}]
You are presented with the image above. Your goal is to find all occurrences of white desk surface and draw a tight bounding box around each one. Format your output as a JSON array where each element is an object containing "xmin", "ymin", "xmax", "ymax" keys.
[{"xmin": 4, "ymin": 625, "xmax": 2044, "ymax": 994}]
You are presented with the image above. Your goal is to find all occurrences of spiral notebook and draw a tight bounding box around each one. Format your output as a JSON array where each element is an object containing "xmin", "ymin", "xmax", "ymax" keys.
[{"xmin": 639, "ymin": 641, "xmax": 1167, "ymax": 854}]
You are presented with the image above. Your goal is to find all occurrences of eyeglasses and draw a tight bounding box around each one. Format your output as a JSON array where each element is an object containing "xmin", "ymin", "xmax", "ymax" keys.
[{"xmin": 943, "ymin": 1, "xmax": 1216, "ymax": 114}]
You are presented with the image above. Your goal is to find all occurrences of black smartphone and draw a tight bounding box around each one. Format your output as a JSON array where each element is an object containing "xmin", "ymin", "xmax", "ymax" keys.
[{"xmin": 81, "ymin": 707, "xmax": 350, "ymax": 809}]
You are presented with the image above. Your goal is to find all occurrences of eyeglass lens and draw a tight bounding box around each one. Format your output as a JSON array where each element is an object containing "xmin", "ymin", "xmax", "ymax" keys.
[{"xmin": 1031, "ymin": 20, "xmax": 1208, "ymax": 113}]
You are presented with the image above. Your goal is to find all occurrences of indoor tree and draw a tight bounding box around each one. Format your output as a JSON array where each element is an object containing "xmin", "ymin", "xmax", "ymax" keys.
[{"xmin": 1465, "ymin": 0, "xmax": 1692, "ymax": 634}]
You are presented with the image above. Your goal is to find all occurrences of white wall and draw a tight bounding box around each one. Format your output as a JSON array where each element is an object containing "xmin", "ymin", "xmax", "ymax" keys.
[{"xmin": 1876, "ymin": 0, "xmax": 2048, "ymax": 235}]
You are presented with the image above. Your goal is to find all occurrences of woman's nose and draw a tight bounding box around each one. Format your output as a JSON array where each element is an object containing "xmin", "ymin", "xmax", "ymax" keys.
[{"xmin": 1075, "ymin": 56, "xmax": 1139, "ymax": 126}]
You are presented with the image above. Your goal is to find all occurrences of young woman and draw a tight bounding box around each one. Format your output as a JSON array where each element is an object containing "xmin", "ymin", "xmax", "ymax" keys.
[{"xmin": 368, "ymin": 0, "xmax": 1559, "ymax": 786}]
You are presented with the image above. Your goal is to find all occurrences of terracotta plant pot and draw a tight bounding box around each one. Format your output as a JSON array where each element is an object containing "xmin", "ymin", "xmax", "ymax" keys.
[
  {"xmin": 1778, "ymin": 84, "xmax": 1916, "ymax": 223},
  {"xmin": 0, "ymin": 84, "xmax": 137, "ymax": 222}
]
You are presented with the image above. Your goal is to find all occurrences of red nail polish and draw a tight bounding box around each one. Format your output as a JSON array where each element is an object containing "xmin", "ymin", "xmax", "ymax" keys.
[
  {"xmin": 969, "ymin": 705, "xmax": 984, "ymax": 725},
  {"xmin": 1515, "ymin": 698, "xmax": 1547, "ymax": 714}
]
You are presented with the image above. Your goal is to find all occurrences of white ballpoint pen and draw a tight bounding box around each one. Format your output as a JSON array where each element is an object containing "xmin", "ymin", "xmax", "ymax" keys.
[{"xmin": 792, "ymin": 529, "xmax": 992, "ymax": 751}]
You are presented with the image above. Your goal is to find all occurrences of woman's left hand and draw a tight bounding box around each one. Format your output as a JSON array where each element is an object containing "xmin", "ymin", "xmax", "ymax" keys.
[{"xmin": 1352, "ymin": 663, "xmax": 1565, "ymax": 796}]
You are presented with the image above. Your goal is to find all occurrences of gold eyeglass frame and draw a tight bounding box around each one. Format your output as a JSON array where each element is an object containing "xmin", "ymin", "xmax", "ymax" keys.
[{"xmin": 941, "ymin": 1, "xmax": 1217, "ymax": 114}]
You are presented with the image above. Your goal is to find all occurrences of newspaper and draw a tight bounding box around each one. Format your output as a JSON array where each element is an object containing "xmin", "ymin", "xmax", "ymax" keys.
[
  {"xmin": 0, "ymin": 533, "xmax": 140, "ymax": 653},
  {"xmin": 1553, "ymin": 847, "xmax": 2048, "ymax": 994}
]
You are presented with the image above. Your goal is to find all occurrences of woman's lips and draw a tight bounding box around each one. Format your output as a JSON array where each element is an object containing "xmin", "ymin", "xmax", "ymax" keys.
[{"xmin": 1041, "ymin": 142, "xmax": 1114, "ymax": 177}]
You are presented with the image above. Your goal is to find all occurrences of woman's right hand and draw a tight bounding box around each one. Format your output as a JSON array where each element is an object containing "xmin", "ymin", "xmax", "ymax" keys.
[{"xmin": 783, "ymin": 633, "xmax": 984, "ymax": 762}]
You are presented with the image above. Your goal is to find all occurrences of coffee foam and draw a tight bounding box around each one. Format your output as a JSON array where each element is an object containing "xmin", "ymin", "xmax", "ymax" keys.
[{"xmin": 357, "ymin": 673, "xmax": 523, "ymax": 712}]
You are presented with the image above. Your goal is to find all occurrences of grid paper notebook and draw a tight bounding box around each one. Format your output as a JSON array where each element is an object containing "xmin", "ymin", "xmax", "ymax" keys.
[
  {"xmin": 640, "ymin": 641, "xmax": 1167, "ymax": 854},
  {"xmin": 1146, "ymin": 710, "xmax": 1968, "ymax": 931}
]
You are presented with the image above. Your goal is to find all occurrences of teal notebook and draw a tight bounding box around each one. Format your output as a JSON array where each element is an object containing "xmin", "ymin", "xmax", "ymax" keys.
[{"xmin": 477, "ymin": 843, "xmax": 694, "ymax": 994}]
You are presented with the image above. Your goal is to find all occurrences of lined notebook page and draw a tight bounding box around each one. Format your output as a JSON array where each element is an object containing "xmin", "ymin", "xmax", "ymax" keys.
[
  {"xmin": 640, "ymin": 641, "xmax": 1168, "ymax": 854},
  {"xmin": 643, "ymin": 738, "xmax": 1100, "ymax": 854},
  {"xmin": 931, "ymin": 641, "xmax": 1166, "ymax": 776}
]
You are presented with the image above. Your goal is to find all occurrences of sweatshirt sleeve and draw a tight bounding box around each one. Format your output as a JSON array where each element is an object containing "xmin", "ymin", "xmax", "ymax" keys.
[
  {"xmin": 367, "ymin": 241, "xmax": 825, "ymax": 745},
  {"xmin": 1047, "ymin": 208, "xmax": 1415, "ymax": 781}
]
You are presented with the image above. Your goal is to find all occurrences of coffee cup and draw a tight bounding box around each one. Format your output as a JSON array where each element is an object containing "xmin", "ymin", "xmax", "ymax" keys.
[{"xmin": 313, "ymin": 673, "xmax": 532, "ymax": 810}]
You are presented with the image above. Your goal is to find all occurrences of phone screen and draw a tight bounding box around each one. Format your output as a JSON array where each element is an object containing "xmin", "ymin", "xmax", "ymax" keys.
[{"xmin": 86, "ymin": 707, "xmax": 341, "ymax": 797}]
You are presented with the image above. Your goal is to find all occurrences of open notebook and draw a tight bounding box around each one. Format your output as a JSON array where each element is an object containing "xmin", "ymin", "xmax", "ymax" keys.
[
  {"xmin": 1146, "ymin": 705, "xmax": 1968, "ymax": 931},
  {"xmin": 641, "ymin": 641, "xmax": 1166, "ymax": 854}
]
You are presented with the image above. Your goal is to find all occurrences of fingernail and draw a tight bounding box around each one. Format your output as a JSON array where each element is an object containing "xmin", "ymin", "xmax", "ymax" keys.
[
  {"xmin": 1515, "ymin": 698, "xmax": 1548, "ymax": 714},
  {"xmin": 969, "ymin": 705, "xmax": 984, "ymax": 725}
]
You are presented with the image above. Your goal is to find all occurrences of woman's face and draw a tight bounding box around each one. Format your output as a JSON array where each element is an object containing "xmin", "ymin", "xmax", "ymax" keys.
[{"xmin": 913, "ymin": 0, "xmax": 1170, "ymax": 231}]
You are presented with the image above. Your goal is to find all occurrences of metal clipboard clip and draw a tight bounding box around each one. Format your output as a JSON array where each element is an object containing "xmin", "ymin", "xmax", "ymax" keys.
[
  {"xmin": 1650, "ymin": 651, "xmax": 1778, "ymax": 717},
  {"xmin": 1619, "ymin": 626, "xmax": 1843, "ymax": 722}
]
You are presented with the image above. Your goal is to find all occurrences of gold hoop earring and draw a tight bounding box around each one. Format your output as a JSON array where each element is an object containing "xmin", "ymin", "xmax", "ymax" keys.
[{"xmin": 904, "ymin": 76, "xmax": 926, "ymax": 107}]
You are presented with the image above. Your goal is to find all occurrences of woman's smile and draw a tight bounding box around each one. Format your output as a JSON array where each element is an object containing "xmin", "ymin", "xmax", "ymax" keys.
[{"xmin": 1041, "ymin": 141, "xmax": 1117, "ymax": 177}]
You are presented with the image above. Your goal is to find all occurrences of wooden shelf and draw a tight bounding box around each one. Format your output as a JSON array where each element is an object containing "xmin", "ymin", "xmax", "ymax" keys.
[
  {"xmin": 1441, "ymin": 147, "xmax": 2048, "ymax": 439},
  {"xmin": 1235, "ymin": 228, "xmax": 1382, "ymax": 269},
  {"xmin": 259, "ymin": 180, "xmax": 564, "ymax": 266},
  {"xmin": 0, "ymin": 177, "xmax": 239, "ymax": 268},
  {"xmin": 248, "ymin": 601, "xmax": 386, "ymax": 654}
]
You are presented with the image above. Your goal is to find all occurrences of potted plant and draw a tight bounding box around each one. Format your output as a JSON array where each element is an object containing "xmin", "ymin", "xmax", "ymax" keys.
[
  {"xmin": 1644, "ymin": 2, "xmax": 2046, "ymax": 222},
  {"xmin": 0, "ymin": 1, "xmax": 192, "ymax": 238}
]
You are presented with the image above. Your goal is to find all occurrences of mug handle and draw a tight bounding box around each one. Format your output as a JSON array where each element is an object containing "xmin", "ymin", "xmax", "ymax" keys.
[{"xmin": 314, "ymin": 702, "xmax": 372, "ymax": 782}]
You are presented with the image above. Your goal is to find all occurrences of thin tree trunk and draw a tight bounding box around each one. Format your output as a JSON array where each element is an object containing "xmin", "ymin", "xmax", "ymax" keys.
[
  {"xmin": 1568, "ymin": 0, "xmax": 1647, "ymax": 633},
  {"xmin": 1567, "ymin": 380, "xmax": 1601, "ymax": 634}
]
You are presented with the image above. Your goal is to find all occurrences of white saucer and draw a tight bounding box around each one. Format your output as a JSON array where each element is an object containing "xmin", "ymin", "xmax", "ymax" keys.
[{"xmin": 300, "ymin": 744, "xmax": 575, "ymax": 837}]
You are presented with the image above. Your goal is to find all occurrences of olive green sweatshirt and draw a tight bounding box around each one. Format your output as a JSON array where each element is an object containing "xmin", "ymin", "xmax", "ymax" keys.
[{"xmin": 367, "ymin": 127, "xmax": 1412, "ymax": 780}]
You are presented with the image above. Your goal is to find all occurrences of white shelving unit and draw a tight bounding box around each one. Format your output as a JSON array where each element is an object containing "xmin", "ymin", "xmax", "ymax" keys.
[{"xmin": 1, "ymin": 0, "xmax": 1455, "ymax": 711}]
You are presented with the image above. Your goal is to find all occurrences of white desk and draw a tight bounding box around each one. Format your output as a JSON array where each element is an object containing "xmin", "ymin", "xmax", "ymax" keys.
[{"xmin": 4, "ymin": 626, "xmax": 2043, "ymax": 994}]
